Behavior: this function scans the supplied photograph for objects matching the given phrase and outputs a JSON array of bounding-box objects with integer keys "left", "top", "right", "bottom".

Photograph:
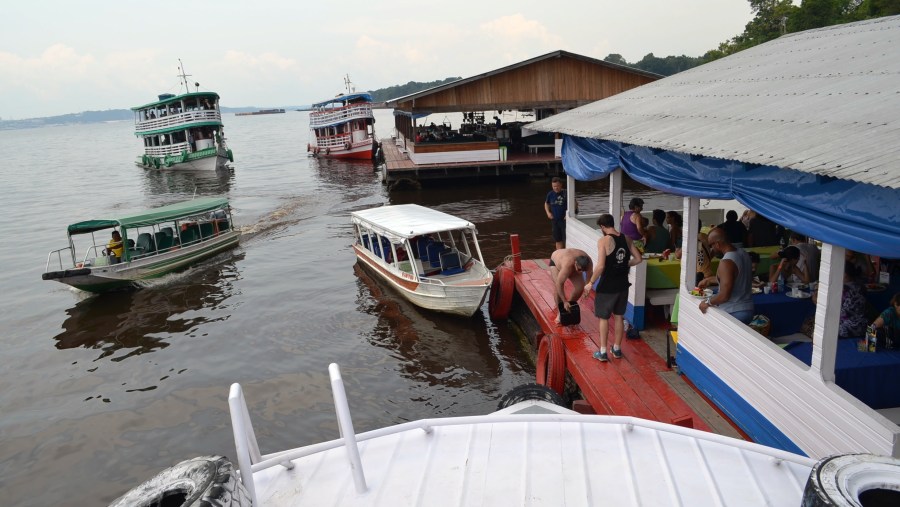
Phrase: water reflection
[
  {"left": 352, "top": 264, "right": 506, "bottom": 388},
  {"left": 53, "top": 253, "right": 243, "bottom": 361},
  {"left": 139, "top": 167, "right": 233, "bottom": 197},
  {"left": 311, "top": 157, "right": 379, "bottom": 190}
]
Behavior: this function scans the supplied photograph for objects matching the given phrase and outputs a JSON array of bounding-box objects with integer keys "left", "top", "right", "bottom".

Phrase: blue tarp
[{"left": 561, "top": 135, "right": 900, "bottom": 258}]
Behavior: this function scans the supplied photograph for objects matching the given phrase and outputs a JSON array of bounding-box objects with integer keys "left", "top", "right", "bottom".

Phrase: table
[
  {"left": 786, "top": 338, "right": 900, "bottom": 409},
  {"left": 644, "top": 246, "right": 781, "bottom": 290},
  {"left": 752, "top": 291, "right": 815, "bottom": 337}
]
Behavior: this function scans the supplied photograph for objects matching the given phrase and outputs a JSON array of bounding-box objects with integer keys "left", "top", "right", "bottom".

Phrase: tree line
[
  {"left": 605, "top": 0, "right": 900, "bottom": 75},
  {"left": 367, "top": 77, "right": 462, "bottom": 103}
]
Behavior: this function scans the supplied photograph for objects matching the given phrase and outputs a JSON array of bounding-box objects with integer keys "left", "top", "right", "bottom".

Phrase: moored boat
[
  {"left": 308, "top": 75, "right": 376, "bottom": 160},
  {"left": 132, "top": 60, "right": 233, "bottom": 171},
  {"left": 350, "top": 204, "right": 492, "bottom": 317},
  {"left": 114, "top": 363, "right": 900, "bottom": 506},
  {"left": 43, "top": 197, "right": 240, "bottom": 293}
]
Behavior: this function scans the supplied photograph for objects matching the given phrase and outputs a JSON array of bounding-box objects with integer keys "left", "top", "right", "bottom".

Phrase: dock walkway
[
  {"left": 514, "top": 258, "right": 742, "bottom": 436},
  {"left": 379, "top": 137, "right": 562, "bottom": 185}
]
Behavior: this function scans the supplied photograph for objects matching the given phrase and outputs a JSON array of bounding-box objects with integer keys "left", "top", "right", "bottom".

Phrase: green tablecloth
[{"left": 645, "top": 246, "right": 781, "bottom": 289}]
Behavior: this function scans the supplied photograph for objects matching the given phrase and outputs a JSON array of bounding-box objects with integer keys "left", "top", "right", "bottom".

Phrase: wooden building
[{"left": 380, "top": 50, "right": 660, "bottom": 186}]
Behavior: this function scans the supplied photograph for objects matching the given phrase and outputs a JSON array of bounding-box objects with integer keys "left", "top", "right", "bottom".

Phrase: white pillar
[
  {"left": 566, "top": 175, "right": 576, "bottom": 219},
  {"left": 609, "top": 169, "right": 623, "bottom": 229},
  {"left": 810, "top": 243, "right": 843, "bottom": 382},
  {"left": 681, "top": 197, "right": 700, "bottom": 288}
]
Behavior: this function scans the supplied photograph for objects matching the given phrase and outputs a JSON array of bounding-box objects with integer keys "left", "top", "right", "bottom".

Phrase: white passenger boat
[
  {"left": 350, "top": 204, "right": 492, "bottom": 317},
  {"left": 43, "top": 197, "right": 240, "bottom": 293},
  {"left": 308, "top": 75, "right": 377, "bottom": 160},
  {"left": 114, "top": 363, "right": 900, "bottom": 506},
  {"left": 132, "top": 60, "right": 233, "bottom": 171}
]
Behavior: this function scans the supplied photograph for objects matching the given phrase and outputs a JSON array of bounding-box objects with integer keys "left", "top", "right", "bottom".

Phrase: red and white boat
[{"left": 308, "top": 75, "right": 376, "bottom": 160}]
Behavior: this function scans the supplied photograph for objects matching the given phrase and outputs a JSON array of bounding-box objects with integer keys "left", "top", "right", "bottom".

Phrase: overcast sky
[{"left": 0, "top": 1, "right": 752, "bottom": 119}]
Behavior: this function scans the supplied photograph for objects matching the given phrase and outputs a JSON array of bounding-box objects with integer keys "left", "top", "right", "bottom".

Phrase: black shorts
[
  {"left": 594, "top": 289, "right": 628, "bottom": 319},
  {"left": 551, "top": 219, "right": 566, "bottom": 242}
]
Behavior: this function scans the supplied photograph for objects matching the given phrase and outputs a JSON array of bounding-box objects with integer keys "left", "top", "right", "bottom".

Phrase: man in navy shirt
[{"left": 544, "top": 177, "right": 577, "bottom": 250}]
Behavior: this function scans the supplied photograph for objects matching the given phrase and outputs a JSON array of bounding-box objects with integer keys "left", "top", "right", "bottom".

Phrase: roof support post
[
  {"left": 609, "top": 168, "right": 623, "bottom": 229},
  {"left": 810, "top": 243, "right": 842, "bottom": 382},
  {"left": 681, "top": 196, "right": 700, "bottom": 288}
]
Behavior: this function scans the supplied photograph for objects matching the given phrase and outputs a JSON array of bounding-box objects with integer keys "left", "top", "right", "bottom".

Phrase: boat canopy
[
  {"left": 312, "top": 92, "right": 373, "bottom": 109},
  {"left": 556, "top": 136, "right": 899, "bottom": 258},
  {"left": 131, "top": 92, "right": 221, "bottom": 111},
  {"left": 351, "top": 204, "right": 475, "bottom": 241},
  {"left": 67, "top": 197, "right": 230, "bottom": 234}
]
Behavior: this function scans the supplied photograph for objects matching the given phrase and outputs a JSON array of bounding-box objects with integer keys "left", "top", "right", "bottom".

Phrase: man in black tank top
[{"left": 585, "top": 214, "right": 643, "bottom": 362}]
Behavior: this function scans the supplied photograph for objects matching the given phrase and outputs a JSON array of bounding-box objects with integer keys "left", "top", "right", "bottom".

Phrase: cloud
[{"left": 479, "top": 14, "right": 564, "bottom": 49}]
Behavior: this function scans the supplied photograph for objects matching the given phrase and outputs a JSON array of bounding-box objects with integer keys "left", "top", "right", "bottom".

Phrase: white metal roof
[
  {"left": 529, "top": 15, "right": 900, "bottom": 189},
  {"left": 250, "top": 401, "right": 814, "bottom": 506},
  {"left": 350, "top": 204, "right": 475, "bottom": 239}
]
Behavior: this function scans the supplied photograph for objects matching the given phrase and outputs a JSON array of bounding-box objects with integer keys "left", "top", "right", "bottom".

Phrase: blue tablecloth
[
  {"left": 865, "top": 274, "right": 899, "bottom": 315},
  {"left": 752, "top": 291, "right": 815, "bottom": 337},
  {"left": 786, "top": 338, "right": 900, "bottom": 409}
]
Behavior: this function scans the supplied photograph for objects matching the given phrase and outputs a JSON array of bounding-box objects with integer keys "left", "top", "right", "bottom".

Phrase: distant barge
[{"left": 235, "top": 109, "right": 285, "bottom": 116}]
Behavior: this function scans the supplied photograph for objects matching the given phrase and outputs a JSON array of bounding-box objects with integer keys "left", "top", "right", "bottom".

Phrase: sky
[{"left": 0, "top": 1, "right": 753, "bottom": 119}]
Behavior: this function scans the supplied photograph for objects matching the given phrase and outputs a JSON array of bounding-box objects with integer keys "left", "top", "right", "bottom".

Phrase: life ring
[
  {"left": 109, "top": 455, "right": 250, "bottom": 507},
  {"left": 536, "top": 333, "right": 566, "bottom": 395},
  {"left": 497, "top": 383, "right": 566, "bottom": 410},
  {"left": 488, "top": 264, "right": 514, "bottom": 320},
  {"left": 344, "top": 142, "right": 351, "bottom": 150},
  {"left": 153, "top": 158, "right": 160, "bottom": 169},
  {"left": 802, "top": 453, "right": 900, "bottom": 506}
]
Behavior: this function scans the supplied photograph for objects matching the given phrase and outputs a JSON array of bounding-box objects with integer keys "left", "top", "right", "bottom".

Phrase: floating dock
[
  {"left": 500, "top": 247, "right": 744, "bottom": 438},
  {"left": 379, "top": 137, "right": 562, "bottom": 186}
]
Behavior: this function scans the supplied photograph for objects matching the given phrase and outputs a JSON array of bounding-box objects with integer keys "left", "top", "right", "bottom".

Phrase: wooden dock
[
  {"left": 512, "top": 258, "right": 743, "bottom": 435},
  {"left": 379, "top": 137, "right": 562, "bottom": 186}
]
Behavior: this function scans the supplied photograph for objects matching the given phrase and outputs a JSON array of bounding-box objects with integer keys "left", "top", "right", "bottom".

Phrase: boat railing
[
  {"left": 144, "top": 142, "right": 192, "bottom": 157},
  {"left": 309, "top": 104, "right": 373, "bottom": 127},
  {"left": 45, "top": 247, "right": 74, "bottom": 273},
  {"left": 315, "top": 133, "right": 355, "bottom": 149},
  {"left": 135, "top": 110, "right": 221, "bottom": 133}
]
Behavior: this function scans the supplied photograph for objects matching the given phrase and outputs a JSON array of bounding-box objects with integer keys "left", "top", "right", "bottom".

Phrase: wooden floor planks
[{"left": 514, "top": 259, "right": 711, "bottom": 431}]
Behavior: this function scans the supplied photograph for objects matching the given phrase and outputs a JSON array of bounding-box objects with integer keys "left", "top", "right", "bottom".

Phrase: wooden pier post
[{"left": 510, "top": 234, "right": 522, "bottom": 273}]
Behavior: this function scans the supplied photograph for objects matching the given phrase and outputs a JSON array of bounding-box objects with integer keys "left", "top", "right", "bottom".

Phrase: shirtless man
[{"left": 549, "top": 248, "right": 592, "bottom": 324}]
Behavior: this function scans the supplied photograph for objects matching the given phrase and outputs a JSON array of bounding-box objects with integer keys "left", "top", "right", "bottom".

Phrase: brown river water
[{"left": 0, "top": 110, "right": 676, "bottom": 505}]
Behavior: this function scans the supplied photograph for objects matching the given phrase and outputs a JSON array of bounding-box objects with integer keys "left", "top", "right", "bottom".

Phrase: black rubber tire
[
  {"left": 497, "top": 383, "right": 566, "bottom": 410},
  {"left": 109, "top": 455, "right": 251, "bottom": 507},
  {"left": 802, "top": 453, "right": 900, "bottom": 507}
]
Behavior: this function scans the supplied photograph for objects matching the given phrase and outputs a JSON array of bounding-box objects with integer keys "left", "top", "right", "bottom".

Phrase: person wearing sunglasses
[{"left": 699, "top": 227, "right": 754, "bottom": 324}]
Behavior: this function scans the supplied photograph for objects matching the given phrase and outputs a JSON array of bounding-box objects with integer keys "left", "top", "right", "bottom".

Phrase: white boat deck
[{"left": 231, "top": 367, "right": 815, "bottom": 507}]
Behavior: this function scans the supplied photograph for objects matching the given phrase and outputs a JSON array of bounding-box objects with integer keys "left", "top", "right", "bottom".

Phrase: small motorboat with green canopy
[{"left": 43, "top": 197, "right": 240, "bottom": 292}]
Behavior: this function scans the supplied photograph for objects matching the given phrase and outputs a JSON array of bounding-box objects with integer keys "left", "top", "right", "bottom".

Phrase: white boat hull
[
  {"left": 354, "top": 246, "right": 491, "bottom": 317},
  {"left": 135, "top": 151, "right": 228, "bottom": 171}
]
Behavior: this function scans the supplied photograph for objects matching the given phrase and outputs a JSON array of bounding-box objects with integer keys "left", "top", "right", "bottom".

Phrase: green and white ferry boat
[
  {"left": 43, "top": 197, "right": 240, "bottom": 293},
  {"left": 132, "top": 62, "right": 233, "bottom": 171}
]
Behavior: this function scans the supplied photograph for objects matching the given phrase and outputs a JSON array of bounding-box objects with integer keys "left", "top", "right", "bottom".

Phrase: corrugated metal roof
[
  {"left": 529, "top": 16, "right": 900, "bottom": 189},
  {"left": 385, "top": 50, "right": 662, "bottom": 106}
]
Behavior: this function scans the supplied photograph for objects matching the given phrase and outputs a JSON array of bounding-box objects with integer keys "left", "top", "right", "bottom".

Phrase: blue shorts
[{"left": 551, "top": 219, "right": 566, "bottom": 242}]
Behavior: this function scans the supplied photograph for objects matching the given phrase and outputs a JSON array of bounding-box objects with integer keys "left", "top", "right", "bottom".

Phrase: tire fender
[
  {"left": 802, "top": 453, "right": 900, "bottom": 506},
  {"left": 497, "top": 383, "right": 566, "bottom": 410},
  {"left": 536, "top": 333, "right": 566, "bottom": 395},
  {"left": 345, "top": 142, "right": 351, "bottom": 150},
  {"left": 109, "top": 455, "right": 251, "bottom": 507},
  {"left": 488, "top": 265, "right": 514, "bottom": 320},
  {"left": 325, "top": 147, "right": 331, "bottom": 155},
  {"left": 153, "top": 158, "right": 160, "bottom": 169}
]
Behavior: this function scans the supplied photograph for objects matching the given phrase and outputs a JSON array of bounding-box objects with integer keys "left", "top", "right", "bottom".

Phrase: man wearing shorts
[
  {"left": 585, "top": 214, "right": 643, "bottom": 361},
  {"left": 549, "top": 248, "right": 592, "bottom": 325},
  {"left": 544, "top": 177, "right": 577, "bottom": 250}
]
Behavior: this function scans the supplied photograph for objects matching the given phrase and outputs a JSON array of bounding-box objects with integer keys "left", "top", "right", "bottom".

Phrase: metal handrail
[
  {"left": 309, "top": 104, "right": 373, "bottom": 127},
  {"left": 45, "top": 248, "right": 73, "bottom": 272},
  {"left": 143, "top": 142, "right": 191, "bottom": 156},
  {"left": 135, "top": 110, "right": 221, "bottom": 133}
]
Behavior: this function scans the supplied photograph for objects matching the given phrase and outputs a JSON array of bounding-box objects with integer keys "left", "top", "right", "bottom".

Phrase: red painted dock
[{"left": 513, "top": 258, "right": 712, "bottom": 432}]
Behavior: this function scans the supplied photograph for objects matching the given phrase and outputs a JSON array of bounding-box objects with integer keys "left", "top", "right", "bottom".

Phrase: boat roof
[
  {"left": 350, "top": 204, "right": 475, "bottom": 239},
  {"left": 67, "top": 197, "right": 229, "bottom": 234},
  {"left": 250, "top": 400, "right": 815, "bottom": 506},
  {"left": 131, "top": 91, "right": 221, "bottom": 111},
  {"left": 312, "top": 92, "right": 373, "bottom": 108}
]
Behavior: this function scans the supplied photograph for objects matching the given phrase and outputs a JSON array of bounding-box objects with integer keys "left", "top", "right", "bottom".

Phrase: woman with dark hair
[
  {"left": 665, "top": 210, "right": 683, "bottom": 249},
  {"left": 643, "top": 209, "right": 670, "bottom": 253}
]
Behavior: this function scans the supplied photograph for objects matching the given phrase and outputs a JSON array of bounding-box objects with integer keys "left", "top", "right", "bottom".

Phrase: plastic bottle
[{"left": 778, "top": 275, "right": 785, "bottom": 294}]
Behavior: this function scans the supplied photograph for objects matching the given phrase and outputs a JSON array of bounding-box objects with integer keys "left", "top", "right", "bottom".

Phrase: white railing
[
  {"left": 309, "top": 104, "right": 373, "bottom": 127},
  {"left": 45, "top": 247, "right": 74, "bottom": 272},
  {"left": 144, "top": 142, "right": 191, "bottom": 156},
  {"left": 135, "top": 110, "right": 221, "bottom": 133},
  {"left": 314, "top": 133, "right": 357, "bottom": 149}
]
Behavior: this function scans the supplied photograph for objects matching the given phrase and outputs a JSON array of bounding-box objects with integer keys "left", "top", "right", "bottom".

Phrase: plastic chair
[{"left": 439, "top": 250, "right": 465, "bottom": 276}]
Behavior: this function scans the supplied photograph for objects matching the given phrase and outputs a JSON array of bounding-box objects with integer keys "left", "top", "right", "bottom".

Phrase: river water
[{"left": 0, "top": 110, "right": 678, "bottom": 505}]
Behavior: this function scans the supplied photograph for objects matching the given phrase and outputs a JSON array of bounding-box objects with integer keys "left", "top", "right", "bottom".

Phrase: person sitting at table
[
  {"left": 699, "top": 227, "right": 754, "bottom": 323},
  {"left": 748, "top": 251, "right": 764, "bottom": 287},
  {"left": 769, "top": 246, "right": 810, "bottom": 285},
  {"left": 846, "top": 249, "right": 874, "bottom": 284},
  {"left": 788, "top": 232, "right": 820, "bottom": 282},
  {"left": 644, "top": 209, "right": 670, "bottom": 253},
  {"left": 872, "top": 292, "right": 900, "bottom": 341},
  {"left": 810, "top": 263, "right": 868, "bottom": 338},
  {"left": 718, "top": 210, "right": 746, "bottom": 248},
  {"left": 665, "top": 210, "right": 683, "bottom": 249},
  {"left": 621, "top": 198, "right": 646, "bottom": 243},
  {"left": 676, "top": 220, "right": 714, "bottom": 286}
]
